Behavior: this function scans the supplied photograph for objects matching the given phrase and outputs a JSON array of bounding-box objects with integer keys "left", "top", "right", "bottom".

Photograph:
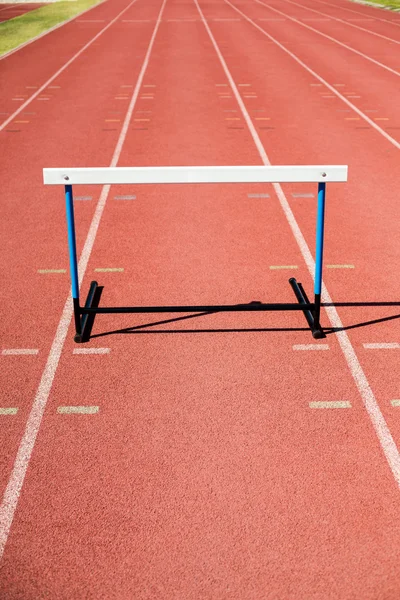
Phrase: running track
[
  {"left": 1, "top": 0, "right": 400, "bottom": 597},
  {"left": 0, "top": 3, "right": 45, "bottom": 22}
]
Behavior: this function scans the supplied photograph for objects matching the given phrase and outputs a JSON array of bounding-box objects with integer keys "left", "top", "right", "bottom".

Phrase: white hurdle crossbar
[{"left": 43, "top": 165, "right": 348, "bottom": 342}]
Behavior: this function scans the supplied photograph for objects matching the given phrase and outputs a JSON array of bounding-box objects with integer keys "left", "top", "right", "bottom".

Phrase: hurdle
[{"left": 43, "top": 165, "right": 348, "bottom": 342}]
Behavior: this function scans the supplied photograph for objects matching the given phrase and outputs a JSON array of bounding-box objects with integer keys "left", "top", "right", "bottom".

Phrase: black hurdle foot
[
  {"left": 288, "top": 278, "right": 325, "bottom": 339},
  {"left": 74, "top": 280, "right": 99, "bottom": 343}
]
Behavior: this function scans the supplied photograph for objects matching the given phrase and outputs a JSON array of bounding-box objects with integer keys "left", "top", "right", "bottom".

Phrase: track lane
[
  {"left": 212, "top": 1, "right": 400, "bottom": 446},
  {"left": 278, "top": 0, "right": 400, "bottom": 43},
  {"left": 0, "top": 3, "right": 44, "bottom": 23},
  {"left": 249, "top": 0, "right": 400, "bottom": 76},
  {"left": 226, "top": 0, "right": 400, "bottom": 136},
  {"left": 301, "top": 0, "right": 400, "bottom": 32},
  {"left": 0, "top": 0, "right": 163, "bottom": 499},
  {"left": 0, "top": 0, "right": 140, "bottom": 98}
]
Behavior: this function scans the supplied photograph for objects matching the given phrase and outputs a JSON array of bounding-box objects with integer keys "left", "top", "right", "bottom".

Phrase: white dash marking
[
  {"left": 94, "top": 267, "right": 124, "bottom": 272},
  {"left": 293, "top": 344, "right": 329, "bottom": 351},
  {"left": 391, "top": 400, "right": 400, "bottom": 407},
  {"left": 2, "top": 349, "right": 39, "bottom": 356},
  {"left": 248, "top": 193, "right": 270, "bottom": 198},
  {"left": 0, "top": 409, "right": 18, "bottom": 415},
  {"left": 292, "top": 193, "right": 314, "bottom": 198},
  {"left": 270, "top": 265, "right": 298, "bottom": 270},
  {"left": 57, "top": 406, "right": 99, "bottom": 414},
  {"left": 73, "top": 348, "right": 110, "bottom": 354},
  {"left": 310, "top": 401, "right": 351, "bottom": 409},
  {"left": 326, "top": 264, "right": 355, "bottom": 269},
  {"left": 363, "top": 343, "right": 400, "bottom": 350},
  {"left": 114, "top": 195, "right": 136, "bottom": 200},
  {"left": 75, "top": 196, "right": 92, "bottom": 201},
  {"left": 37, "top": 269, "right": 66, "bottom": 274}
]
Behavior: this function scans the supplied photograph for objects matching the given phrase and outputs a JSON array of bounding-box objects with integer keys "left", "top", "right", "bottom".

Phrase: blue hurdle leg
[
  {"left": 313, "top": 181, "right": 326, "bottom": 338},
  {"left": 64, "top": 184, "right": 82, "bottom": 340}
]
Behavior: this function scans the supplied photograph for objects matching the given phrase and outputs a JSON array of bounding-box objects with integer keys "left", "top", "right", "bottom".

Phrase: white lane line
[
  {"left": 293, "top": 344, "right": 330, "bottom": 350},
  {"left": 73, "top": 348, "right": 110, "bottom": 354},
  {"left": 226, "top": 0, "right": 400, "bottom": 151},
  {"left": 2, "top": 349, "right": 39, "bottom": 356},
  {"left": 0, "top": 0, "right": 167, "bottom": 560},
  {"left": 270, "top": 265, "right": 298, "bottom": 269},
  {"left": 292, "top": 193, "right": 314, "bottom": 198},
  {"left": 0, "top": 0, "right": 140, "bottom": 132},
  {"left": 281, "top": 0, "right": 400, "bottom": 44},
  {"left": 57, "top": 406, "right": 99, "bottom": 414},
  {"left": 247, "top": 193, "right": 270, "bottom": 197},
  {"left": 363, "top": 343, "right": 400, "bottom": 350},
  {"left": 326, "top": 264, "right": 355, "bottom": 268},
  {"left": 0, "top": 409, "right": 18, "bottom": 416},
  {"left": 310, "top": 401, "right": 352, "bottom": 409},
  {"left": 114, "top": 195, "right": 136, "bottom": 199},
  {"left": 75, "top": 196, "right": 92, "bottom": 201},
  {"left": 391, "top": 400, "right": 400, "bottom": 407},
  {"left": 0, "top": 0, "right": 107, "bottom": 61},
  {"left": 94, "top": 267, "right": 124, "bottom": 272},
  {"left": 200, "top": 0, "right": 400, "bottom": 489},
  {"left": 37, "top": 269, "right": 66, "bottom": 274},
  {"left": 252, "top": 0, "right": 400, "bottom": 79}
]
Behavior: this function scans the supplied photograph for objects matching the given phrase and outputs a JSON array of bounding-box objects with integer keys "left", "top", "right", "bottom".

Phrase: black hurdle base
[
  {"left": 73, "top": 280, "right": 99, "bottom": 343},
  {"left": 289, "top": 278, "right": 325, "bottom": 339},
  {"left": 72, "top": 278, "right": 325, "bottom": 342}
]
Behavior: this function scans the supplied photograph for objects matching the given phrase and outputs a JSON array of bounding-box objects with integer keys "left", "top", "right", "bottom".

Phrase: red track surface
[
  {"left": 0, "top": 2, "right": 45, "bottom": 22},
  {"left": 1, "top": 0, "right": 400, "bottom": 597}
]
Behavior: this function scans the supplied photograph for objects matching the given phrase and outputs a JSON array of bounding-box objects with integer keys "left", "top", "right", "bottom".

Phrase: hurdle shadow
[
  {"left": 88, "top": 299, "right": 400, "bottom": 340},
  {"left": 322, "top": 302, "right": 400, "bottom": 335}
]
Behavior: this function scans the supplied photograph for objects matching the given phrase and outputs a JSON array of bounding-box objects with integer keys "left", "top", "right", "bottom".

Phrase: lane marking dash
[
  {"left": 363, "top": 343, "right": 400, "bottom": 350},
  {"left": 270, "top": 265, "right": 298, "bottom": 269},
  {"left": 293, "top": 344, "right": 329, "bottom": 350},
  {"left": 73, "top": 348, "right": 110, "bottom": 354},
  {"left": 57, "top": 406, "right": 99, "bottom": 414},
  {"left": 0, "top": 409, "right": 18, "bottom": 415},
  {"left": 94, "top": 267, "right": 124, "bottom": 272},
  {"left": 247, "top": 193, "right": 270, "bottom": 198},
  {"left": 310, "top": 401, "right": 351, "bottom": 409},
  {"left": 2, "top": 349, "right": 39, "bottom": 356},
  {"left": 326, "top": 264, "right": 354, "bottom": 269}
]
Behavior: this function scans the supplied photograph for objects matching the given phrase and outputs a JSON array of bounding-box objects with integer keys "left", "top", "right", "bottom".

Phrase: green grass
[{"left": 0, "top": 0, "right": 104, "bottom": 56}]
